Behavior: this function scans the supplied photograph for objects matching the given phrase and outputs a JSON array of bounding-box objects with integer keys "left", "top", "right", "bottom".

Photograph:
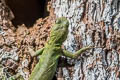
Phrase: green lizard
[{"left": 29, "top": 17, "right": 95, "bottom": 80}]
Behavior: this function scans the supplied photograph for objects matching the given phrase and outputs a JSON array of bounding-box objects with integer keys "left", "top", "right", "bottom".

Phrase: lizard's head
[{"left": 49, "top": 17, "right": 69, "bottom": 45}]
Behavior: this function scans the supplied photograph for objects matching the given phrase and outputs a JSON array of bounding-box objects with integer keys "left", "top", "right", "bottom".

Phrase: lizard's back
[
  {"left": 29, "top": 17, "right": 69, "bottom": 80},
  {"left": 29, "top": 45, "right": 61, "bottom": 80}
]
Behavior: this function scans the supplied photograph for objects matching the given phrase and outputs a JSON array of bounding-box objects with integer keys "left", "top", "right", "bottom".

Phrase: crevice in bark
[
  {"left": 81, "top": 58, "right": 85, "bottom": 80},
  {"left": 104, "top": 49, "right": 109, "bottom": 67},
  {"left": 5, "top": 0, "right": 49, "bottom": 27}
]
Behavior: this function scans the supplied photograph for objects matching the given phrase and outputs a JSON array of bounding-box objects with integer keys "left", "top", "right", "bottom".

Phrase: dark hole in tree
[
  {"left": 5, "top": 0, "right": 48, "bottom": 27},
  {"left": 53, "top": 75, "right": 57, "bottom": 80}
]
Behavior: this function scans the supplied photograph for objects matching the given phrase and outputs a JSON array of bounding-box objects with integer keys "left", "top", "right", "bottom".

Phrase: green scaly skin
[{"left": 29, "top": 17, "right": 94, "bottom": 80}]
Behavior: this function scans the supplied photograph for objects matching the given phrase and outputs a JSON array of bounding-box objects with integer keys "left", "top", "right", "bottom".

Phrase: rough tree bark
[
  {"left": 0, "top": 0, "right": 120, "bottom": 80},
  {"left": 52, "top": 0, "right": 120, "bottom": 80},
  {"left": 0, "top": 0, "right": 53, "bottom": 80}
]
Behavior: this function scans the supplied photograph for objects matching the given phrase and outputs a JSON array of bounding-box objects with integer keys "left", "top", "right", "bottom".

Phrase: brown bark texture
[
  {"left": 0, "top": 0, "right": 54, "bottom": 80},
  {"left": 52, "top": 0, "right": 120, "bottom": 80},
  {"left": 0, "top": 0, "right": 120, "bottom": 80}
]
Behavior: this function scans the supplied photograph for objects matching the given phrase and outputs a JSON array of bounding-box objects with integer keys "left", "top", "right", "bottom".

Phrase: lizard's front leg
[
  {"left": 28, "top": 47, "right": 45, "bottom": 57},
  {"left": 62, "top": 46, "right": 96, "bottom": 59}
]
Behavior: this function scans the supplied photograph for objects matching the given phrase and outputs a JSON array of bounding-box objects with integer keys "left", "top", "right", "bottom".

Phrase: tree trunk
[
  {"left": 52, "top": 0, "right": 120, "bottom": 80},
  {"left": 0, "top": 0, "right": 120, "bottom": 80}
]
